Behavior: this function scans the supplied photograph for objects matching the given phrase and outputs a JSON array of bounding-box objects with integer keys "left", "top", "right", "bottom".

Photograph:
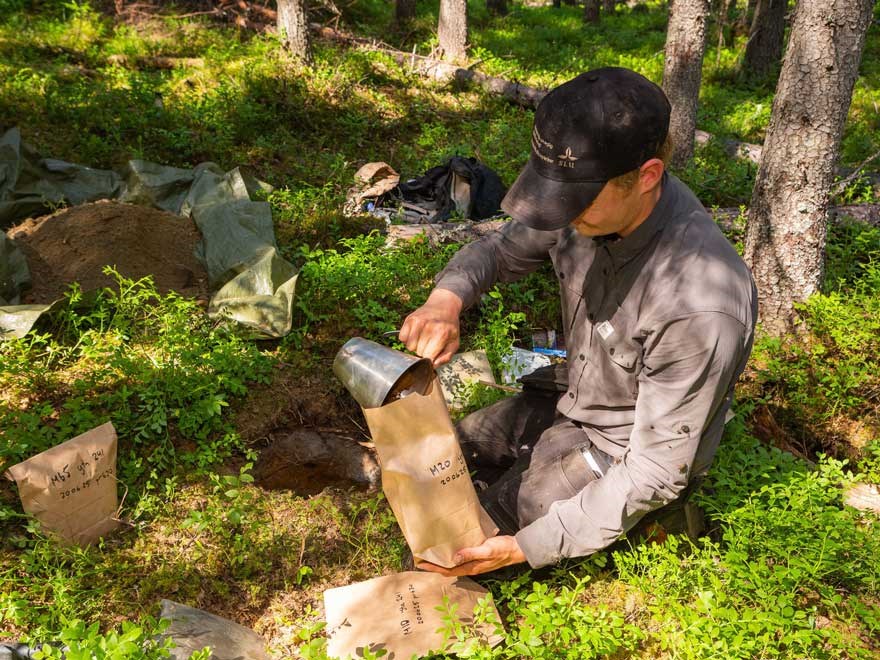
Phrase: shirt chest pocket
[{"left": 593, "top": 324, "right": 642, "bottom": 400}]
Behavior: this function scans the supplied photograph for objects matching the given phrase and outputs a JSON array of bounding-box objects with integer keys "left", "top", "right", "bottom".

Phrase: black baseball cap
[{"left": 501, "top": 67, "right": 671, "bottom": 231}]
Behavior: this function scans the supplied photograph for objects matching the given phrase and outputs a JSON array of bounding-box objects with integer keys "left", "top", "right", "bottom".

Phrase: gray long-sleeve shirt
[{"left": 435, "top": 174, "right": 758, "bottom": 568}]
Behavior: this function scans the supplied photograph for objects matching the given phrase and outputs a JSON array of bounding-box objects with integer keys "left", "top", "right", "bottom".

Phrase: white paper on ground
[
  {"left": 436, "top": 350, "right": 496, "bottom": 410},
  {"left": 500, "top": 347, "right": 552, "bottom": 385}
]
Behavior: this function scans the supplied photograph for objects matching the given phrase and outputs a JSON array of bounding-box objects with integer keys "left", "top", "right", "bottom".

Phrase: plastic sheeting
[{"left": 0, "top": 128, "right": 297, "bottom": 339}]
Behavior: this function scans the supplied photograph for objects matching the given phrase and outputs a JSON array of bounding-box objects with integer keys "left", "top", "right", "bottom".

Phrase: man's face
[
  {"left": 570, "top": 178, "right": 642, "bottom": 238},
  {"left": 569, "top": 158, "right": 665, "bottom": 238}
]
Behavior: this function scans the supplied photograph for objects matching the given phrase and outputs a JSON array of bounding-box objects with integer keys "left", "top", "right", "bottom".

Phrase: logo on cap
[{"left": 557, "top": 147, "right": 578, "bottom": 168}]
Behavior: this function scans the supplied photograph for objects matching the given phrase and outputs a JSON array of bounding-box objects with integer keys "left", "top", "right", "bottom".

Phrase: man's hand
[
  {"left": 399, "top": 289, "right": 463, "bottom": 366},
  {"left": 416, "top": 535, "right": 527, "bottom": 576}
]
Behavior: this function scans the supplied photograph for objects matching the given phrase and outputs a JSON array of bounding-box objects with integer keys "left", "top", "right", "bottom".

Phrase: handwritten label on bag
[
  {"left": 324, "top": 572, "right": 503, "bottom": 660},
  {"left": 5, "top": 422, "right": 119, "bottom": 546},
  {"left": 428, "top": 452, "right": 469, "bottom": 486},
  {"left": 394, "top": 582, "right": 426, "bottom": 636}
]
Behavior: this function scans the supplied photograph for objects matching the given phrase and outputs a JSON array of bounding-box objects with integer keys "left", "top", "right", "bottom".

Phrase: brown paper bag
[
  {"left": 4, "top": 421, "right": 119, "bottom": 545},
  {"left": 362, "top": 378, "right": 497, "bottom": 568},
  {"left": 324, "top": 571, "right": 503, "bottom": 660}
]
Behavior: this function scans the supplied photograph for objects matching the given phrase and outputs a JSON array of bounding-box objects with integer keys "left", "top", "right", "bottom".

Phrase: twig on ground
[{"left": 831, "top": 147, "right": 880, "bottom": 196}]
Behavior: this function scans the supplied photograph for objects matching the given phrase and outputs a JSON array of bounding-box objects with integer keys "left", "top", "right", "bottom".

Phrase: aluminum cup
[{"left": 333, "top": 337, "right": 434, "bottom": 409}]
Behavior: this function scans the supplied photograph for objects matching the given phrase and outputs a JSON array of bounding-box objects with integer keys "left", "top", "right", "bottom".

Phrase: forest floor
[{"left": 1, "top": 1, "right": 879, "bottom": 658}]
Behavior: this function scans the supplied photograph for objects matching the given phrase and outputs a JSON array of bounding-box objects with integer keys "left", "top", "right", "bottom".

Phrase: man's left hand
[{"left": 416, "top": 535, "right": 527, "bottom": 576}]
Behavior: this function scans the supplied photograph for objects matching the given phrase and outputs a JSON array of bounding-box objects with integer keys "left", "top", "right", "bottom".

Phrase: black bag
[{"left": 390, "top": 156, "right": 507, "bottom": 223}]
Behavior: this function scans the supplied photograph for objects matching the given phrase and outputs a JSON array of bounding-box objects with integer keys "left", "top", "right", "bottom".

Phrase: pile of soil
[{"left": 8, "top": 201, "right": 209, "bottom": 304}]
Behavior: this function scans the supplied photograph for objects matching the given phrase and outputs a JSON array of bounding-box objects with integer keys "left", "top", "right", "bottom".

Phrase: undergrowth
[
  {"left": 0, "top": 0, "right": 878, "bottom": 657},
  {"left": 749, "top": 220, "right": 880, "bottom": 459}
]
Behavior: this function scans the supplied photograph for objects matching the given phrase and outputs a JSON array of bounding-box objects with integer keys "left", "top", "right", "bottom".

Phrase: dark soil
[{"left": 8, "top": 201, "right": 209, "bottom": 303}]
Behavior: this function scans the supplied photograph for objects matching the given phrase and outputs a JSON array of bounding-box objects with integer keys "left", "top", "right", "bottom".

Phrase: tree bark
[
  {"left": 584, "top": 0, "right": 600, "bottom": 24},
  {"left": 743, "top": 0, "right": 874, "bottom": 335},
  {"left": 603, "top": 0, "right": 616, "bottom": 13},
  {"left": 438, "top": 0, "right": 468, "bottom": 63},
  {"left": 662, "top": 0, "right": 710, "bottom": 168},
  {"left": 395, "top": 0, "right": 417, "bottom": 23},
  {"left": 742, "top": 0, "right": 787, "bottom": 78},
  {"left": 487, "top": 0, "right": 509, "bottom": 15},
  {"left": 733, "top": 0, "right": 758, "bottom": 38},
  {"left": 277, "top": 0, "right": 312, "bottom": 65}
]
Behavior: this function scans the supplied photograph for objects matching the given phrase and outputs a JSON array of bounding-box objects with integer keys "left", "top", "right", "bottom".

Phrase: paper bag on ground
[
  {"left": 4, "top": 421, "right": 119, "bottom": 545},
  {"left": 324, "top": 571, "right": 503, "bottom": 660},
  {"left": 362, "top": 378, "right": 497, "bottom": 568}
]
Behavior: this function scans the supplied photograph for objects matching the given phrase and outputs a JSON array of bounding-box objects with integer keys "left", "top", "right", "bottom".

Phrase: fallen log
[
  {"left": 694, "top": 129, "right": 763, "bottom": 164},
  {"left": 312, "top": 24, "right": 548, "bottom": 108},
  {"left": 106, "top": 54, "right": 205, "bottom": 69},
  {"left": 314, "top": 25, "right": 880, "bottom": 185},
  {"left": 312, "top": 25, "right": 769, "bottom": 154},
  {"left": 384, "top": 203, "right": 880, "bottom": 245}
]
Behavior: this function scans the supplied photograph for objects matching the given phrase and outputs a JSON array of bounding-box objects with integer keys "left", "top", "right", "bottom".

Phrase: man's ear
[{"left": 638, "top": 158, "right": 665, "bottom": 192}]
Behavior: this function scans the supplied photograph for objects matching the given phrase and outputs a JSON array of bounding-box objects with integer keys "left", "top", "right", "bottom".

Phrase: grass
[{"left": 1, "top": 0, "right": 879, "bottom": 657}]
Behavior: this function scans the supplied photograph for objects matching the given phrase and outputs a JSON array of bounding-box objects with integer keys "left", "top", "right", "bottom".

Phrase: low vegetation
[{"left": 1, "top": 0, "right": 878, "bottom": 657}]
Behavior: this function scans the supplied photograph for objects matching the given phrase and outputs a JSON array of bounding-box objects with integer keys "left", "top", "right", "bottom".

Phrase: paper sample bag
[
  {"left": 4, "top": 421, "right": 119, "bottom": 545},
  {"left": 362, "top": 378, "right": 497, "bottom": 568},
  {"left": 324, "top": 571, "right": 503, "bottom": 660}
]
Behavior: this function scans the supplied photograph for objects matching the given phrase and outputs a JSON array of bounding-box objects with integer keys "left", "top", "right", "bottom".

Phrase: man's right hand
[{"left": 399, "top": 288, "right": 463, "bottom": 366}]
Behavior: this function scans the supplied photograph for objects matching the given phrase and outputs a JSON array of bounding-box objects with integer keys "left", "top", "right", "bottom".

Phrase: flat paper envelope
[
  {"left": 5, "top": 421, "right": 119, "bottom": 545},
  {"left": 324, "top": 571, "right": 503, "bottom": 659}
]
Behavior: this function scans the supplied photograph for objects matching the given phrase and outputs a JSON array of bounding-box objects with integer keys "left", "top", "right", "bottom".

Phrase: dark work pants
[
  {"left": 455, "top": 385, "right": 610, "bottom": 535},
  {"left": 455, "top": 366, "right": 703, "bottom": 541}
]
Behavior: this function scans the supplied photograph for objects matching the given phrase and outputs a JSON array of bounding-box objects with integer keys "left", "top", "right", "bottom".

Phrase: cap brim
[{"left": 501, "top": 159, "right": 606, "bottom": 231}]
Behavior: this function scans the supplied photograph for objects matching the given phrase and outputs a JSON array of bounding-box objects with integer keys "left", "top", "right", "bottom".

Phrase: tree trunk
[
  {"left": 742, "top": 0, "right": 787, "bottom": 78},
  {"left": 438, "top": 0, "right": 468, "bottom": 63},
  {"left": 277, "top": 0, "right": 312, "bottom": 65},
  {"left": 743, "top": 0, "right": 874, "bottom": 335},
  {"left": 395, "top": 0, "right": 417, "bottom": 23},
  {"left": 487, "top": 0, "right": 509, "bottom": 15},
  {"left": 603, "top": 0, "right": 616, "bottom": 12},
  {"left": 584, "top": 0, "right": 600, "bottom": 24},
  {"left": 662, "top": 0, "right": 709, "bottom": 168},
  {"left": 733, "top": 0, "right": 757, "bottom": 38}
]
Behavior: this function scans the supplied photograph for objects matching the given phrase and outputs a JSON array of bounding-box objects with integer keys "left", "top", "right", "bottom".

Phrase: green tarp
[{"left": 0, "top": 128, "right": 298, "bottom": 340}]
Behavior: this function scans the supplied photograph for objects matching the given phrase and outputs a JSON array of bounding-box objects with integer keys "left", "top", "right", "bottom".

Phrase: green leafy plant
[
  {"left": 29, "top": 618, "right": 174, "bottom": 660},
  {"left": 474, "top": 288, "right": 527, "bottom": 380}
]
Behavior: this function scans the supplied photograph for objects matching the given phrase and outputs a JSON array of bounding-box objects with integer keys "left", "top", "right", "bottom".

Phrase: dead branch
[{"left": 832, "top": 147, "right": 880, "bottom": 196}]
